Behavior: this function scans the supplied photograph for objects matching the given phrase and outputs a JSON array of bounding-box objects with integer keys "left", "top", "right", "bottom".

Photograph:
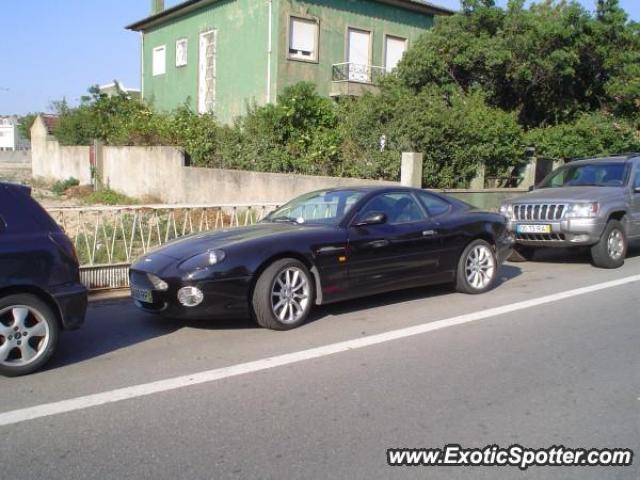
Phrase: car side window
[
  {"left": 358, "top": 193, "right": 426, "bottom": 225},
  {"left": 416, "top": 191, "right": 451, "bottom": 216},
  {"left": 634, "top": 169, "right": 640, "bottom": 190}
]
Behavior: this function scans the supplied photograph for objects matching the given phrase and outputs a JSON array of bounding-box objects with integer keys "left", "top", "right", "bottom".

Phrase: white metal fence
[{"left": 47, "top": 203, "right": 280, "bottom": 290}]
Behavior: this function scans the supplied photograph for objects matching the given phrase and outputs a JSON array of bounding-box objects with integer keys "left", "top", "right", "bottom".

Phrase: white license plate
[
  {"left": 131, "top": 285, "right": 153, "bottom": 303},
  {"left": 517, "top": 224, "right": 552, "bottom": 234}
]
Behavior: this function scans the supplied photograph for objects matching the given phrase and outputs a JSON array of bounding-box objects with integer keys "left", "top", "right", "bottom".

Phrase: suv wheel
[
  {"left": 0, "top": 294, "right": 60, "bottom": 377},
  {"left": 591, "top": 219, "right": 627, "bottom": 269}
]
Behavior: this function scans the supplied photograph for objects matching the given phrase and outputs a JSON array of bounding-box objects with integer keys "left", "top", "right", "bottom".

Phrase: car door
[{"left": 346, "top": 192, "right": 439, "bottom": 295}]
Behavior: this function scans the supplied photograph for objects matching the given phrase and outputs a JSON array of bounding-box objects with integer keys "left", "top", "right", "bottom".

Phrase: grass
[{"left": 82, "top": 189, "right": 138, "bottom": 206}]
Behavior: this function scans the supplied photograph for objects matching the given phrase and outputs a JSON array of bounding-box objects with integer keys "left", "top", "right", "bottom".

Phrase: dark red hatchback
[{"left": 0, "top": 182, "right": 87, "bottom": 376}]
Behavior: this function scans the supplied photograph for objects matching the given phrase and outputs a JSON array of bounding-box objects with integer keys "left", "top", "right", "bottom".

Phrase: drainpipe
[
  {"left": 266, "top": 0, "right": 273, "bottom": 103},
  {"left": 140, "top": 32, "right": 145, "bottom": 99}
]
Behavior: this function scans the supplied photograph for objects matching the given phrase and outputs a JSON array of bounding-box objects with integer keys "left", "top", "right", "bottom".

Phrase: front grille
[
  {"left": 516, "top": 233, "right": 566, "bottom": 242},
  {"left": 513, "top": 204, "right": 567, "bottom": 221}
]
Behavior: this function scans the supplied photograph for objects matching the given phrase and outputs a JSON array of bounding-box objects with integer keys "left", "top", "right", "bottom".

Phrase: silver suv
[{"left": 500, "top": 154, "right": 640, "bottom": 268}]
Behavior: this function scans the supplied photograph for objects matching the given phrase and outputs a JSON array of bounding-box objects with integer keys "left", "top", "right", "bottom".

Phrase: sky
[{"left": 1, "top": 0, "right": 638, "bottom": 116}]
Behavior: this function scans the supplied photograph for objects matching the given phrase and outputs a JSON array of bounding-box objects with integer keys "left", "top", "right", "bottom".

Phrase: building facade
[
  {"left": 127, "top": 0, "right": 451, "bottom": 123},
  {"left": 0, "top": 116, "right": 30, "bottom": 151}
]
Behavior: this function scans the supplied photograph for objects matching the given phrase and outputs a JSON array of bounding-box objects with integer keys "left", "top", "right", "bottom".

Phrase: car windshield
[
  {"left": 538, "top": 163, "right": 628, "bottom": 188},
  {"left": 265, "top": 190, "right": 365, "bottom": 225}
]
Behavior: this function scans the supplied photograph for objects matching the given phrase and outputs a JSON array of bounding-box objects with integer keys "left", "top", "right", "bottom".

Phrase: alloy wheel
[
  {"left": 0, "top": 305, "right": 51, "bottom": 368},
  {"left": 464, "top": 244, "right": 496, "bottom": 290},
  {"left": 270, "top": 267, "right": 311, "bottom": 325},
  {"left": 607, "top": 229, "right": 624, "bottom": 260}
]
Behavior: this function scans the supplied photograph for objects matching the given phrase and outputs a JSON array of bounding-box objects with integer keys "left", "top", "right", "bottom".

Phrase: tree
[{"left": 17, "top": 113, "right": 37, "bottom": 141}]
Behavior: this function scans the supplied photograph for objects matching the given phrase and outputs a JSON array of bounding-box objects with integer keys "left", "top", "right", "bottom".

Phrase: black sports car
[{"left": 130, "top": 187, "right": 513, "bottom": 330}]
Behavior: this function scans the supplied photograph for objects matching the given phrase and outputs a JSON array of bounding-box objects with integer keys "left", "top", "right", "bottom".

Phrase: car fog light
[{"left": 177, "top": 286, "right": 204, "bottom": 307}]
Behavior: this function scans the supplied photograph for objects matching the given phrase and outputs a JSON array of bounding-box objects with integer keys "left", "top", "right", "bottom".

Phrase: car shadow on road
[
  {"left": 306, "top": 263, "right": 523, "bottom": 326},
  {"left": 516, "top": 242, "right": 640, "bottom": 266},
  {"left": 45, "top": 299, "right": 184, "bottom": 371}
]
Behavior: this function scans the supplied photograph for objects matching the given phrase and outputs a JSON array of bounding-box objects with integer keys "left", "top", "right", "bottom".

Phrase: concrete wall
[
  {"left": 443, "top": 189, "right": 527, "bottom": 211},
  {"left": 0, "top": 150, "right": 31, "bottom": 163},
  {"left": 31, "top": 117, "right": 92, "bottom": 184},
  {"left": 102, "top": 146, "right": 393, "bottom": 203}
]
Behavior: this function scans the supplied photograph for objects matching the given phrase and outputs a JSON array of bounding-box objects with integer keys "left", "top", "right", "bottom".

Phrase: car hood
[
  {"left": 508, "top": 187, "right": 623, "bottom": 204},
  {"left": 141, "top": 222, "right": 331, "bottom": 261}
]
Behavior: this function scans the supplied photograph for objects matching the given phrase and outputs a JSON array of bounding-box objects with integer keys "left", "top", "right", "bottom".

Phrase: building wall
[
  {"left": 275, "top": 0, "right": 433, "bottom": 97},
  {"left": 142, "top": 0, "right": 273, "bottom": 123},
  {"left": 139, "top": 0, "right": 434, "bottom": 122}
]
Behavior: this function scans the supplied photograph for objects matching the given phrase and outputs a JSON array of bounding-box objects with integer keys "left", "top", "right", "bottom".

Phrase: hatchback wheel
[
  {"left": 591, "top": 219, "right": 627, "bottom": 269},
  {"left": 0, "top": 294, "right": 60, "bottom": 377},
  {"left": 252, "top": 259, "right": 315, "bottom": 330},
  {"left": 456, "top": 239, "right": 498, "bottom": 294}
]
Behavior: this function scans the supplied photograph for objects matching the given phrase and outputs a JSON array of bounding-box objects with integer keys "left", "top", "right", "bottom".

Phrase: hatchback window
[
  {"left": 358, "top": 193, "right": 426, "bottom": 225},
  {"left": 0, "top": 186, "right": 59, "bottom": 234}
]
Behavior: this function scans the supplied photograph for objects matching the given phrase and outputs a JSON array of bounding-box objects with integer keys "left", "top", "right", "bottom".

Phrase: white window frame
[
  {"left": 175, "top": 38, "right": 188, "bottom": 67},
  {"left": 288, "top": 16, "right": 319, "bottom": 62},
  {"left": 152, "top": 45, "right": 166, "bottom": 76},
  {"left": 384, "top": 35, "right": 408, "bottom": 73}
]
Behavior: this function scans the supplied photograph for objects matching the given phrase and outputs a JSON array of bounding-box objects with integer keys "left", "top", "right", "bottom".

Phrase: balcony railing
[{"left": 332, "top": 62, "right": 385, "bottom": 85}]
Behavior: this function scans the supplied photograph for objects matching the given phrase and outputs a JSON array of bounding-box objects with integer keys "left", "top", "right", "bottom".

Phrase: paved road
[{"left": 1, "top": 248, "right": 639, "bottom": 479}]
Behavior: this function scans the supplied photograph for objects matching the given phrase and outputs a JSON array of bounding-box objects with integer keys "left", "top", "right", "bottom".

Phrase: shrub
[{"left": 51, "top": 177, "right": 80, "bottom": 195}]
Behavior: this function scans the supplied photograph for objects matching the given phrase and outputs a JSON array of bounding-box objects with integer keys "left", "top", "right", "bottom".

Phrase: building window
[
  {"left": 152, "top": 46, "right": 166, "bottom": 76},
  {"left": 384, "top": 35, "right": 407, "bottom": 72},
  {"left": 289, "top": 16, "right": 319, "bottom": 61},
  {"left": 176, "top": 39, "right": 188, "bottom": 67}
]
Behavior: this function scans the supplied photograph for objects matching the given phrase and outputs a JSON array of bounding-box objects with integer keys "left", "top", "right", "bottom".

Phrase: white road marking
[{"left": 1, "top": 274, "right": 639, "bottom": 427}]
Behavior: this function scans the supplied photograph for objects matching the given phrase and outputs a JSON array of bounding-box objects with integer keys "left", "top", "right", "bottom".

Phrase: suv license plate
[
  {"left": 517, "top": 224, "right": 551, "bottom": 234},
  {"left": 131, "top": 285, "right": 153, "bottom": 303}
]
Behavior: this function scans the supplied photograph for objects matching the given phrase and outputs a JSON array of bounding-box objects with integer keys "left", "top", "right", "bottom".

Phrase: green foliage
[
  {"left": 82, "top": 189, "right": 137, "bottom": 206},
  {"left": 397, "top": 0, "right": 640, "bottom": 127},
  {"left": 51, "top": 177, "right": 79, "bottom": 195},
  {"left": 18, "top": 114, "right": 38, "bottom": 141},
  {"left": 525, "top": 112, "right": 640, "bottom": 160}
]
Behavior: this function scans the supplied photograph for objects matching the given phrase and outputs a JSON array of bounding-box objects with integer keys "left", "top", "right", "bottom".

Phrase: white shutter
[
  {"left": 289, "top": 17, "right": 317, "bottom": 59},
  {"left": 152, "top": 46, "right": 166, "bottom": 76},
  {"left": 176, "top": 39, "right": 188, "bottom": 67},
  {"left": 348, "top": 29, "right": 371, "bottom": 82},
  {"left": 385, "top": 36, "right": 407, "bottom": 72}
]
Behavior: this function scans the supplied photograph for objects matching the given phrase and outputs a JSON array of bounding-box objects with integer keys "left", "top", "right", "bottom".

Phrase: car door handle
[
  {"left": 369, "top": 240, "right": 390, "bottom": 248},
  {"left": 422, "top": 230, "right": 437, "bottom": 237}
]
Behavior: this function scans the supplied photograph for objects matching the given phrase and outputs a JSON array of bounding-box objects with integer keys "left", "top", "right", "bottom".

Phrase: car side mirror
[
  {"left": 634, "top": 186, "right": 640, "bottom": 194},
  {"left": 354, "top": 211, "right": 387, "bottom": 227},
  {"left": 528, "top": 186, "right": 535, "bottom": 192}
]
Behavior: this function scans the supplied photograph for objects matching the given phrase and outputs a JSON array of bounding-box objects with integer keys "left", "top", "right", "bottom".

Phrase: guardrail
[{"left": 48, "top": 203, "right": 280, "bottom": 290}]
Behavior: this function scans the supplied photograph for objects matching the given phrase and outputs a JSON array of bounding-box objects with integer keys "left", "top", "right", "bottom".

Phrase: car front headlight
[
  {"left": 147, "top": 273, "right": 169, "bottom": 291},
  {"left": 499, "top": 203, "right": 514, "bottom": 219},
  {"left": 565, "top": 202, "right": 599, "bottom": 218},
  {"left": 179, "top": 249, "right": 226, "bottom": 271}
]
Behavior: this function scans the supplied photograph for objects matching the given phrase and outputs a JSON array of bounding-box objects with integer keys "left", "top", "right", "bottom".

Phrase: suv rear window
[
  {"left": 0, "top": 185, "right": 60, "bottom": 234},
  {"left": 539, "top": 163, "right": 629, "bottom": 188}
]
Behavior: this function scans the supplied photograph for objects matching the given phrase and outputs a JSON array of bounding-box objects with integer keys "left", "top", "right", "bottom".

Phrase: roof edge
[{"left": 126, "top": 0, "right": 455, "bottom": 32}]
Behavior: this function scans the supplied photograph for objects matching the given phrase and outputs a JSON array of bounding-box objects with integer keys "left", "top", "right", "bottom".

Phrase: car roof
[
  {"left": 569, "top": 153, "right": 640, "bottom": 165},
  {"left": 0, "top": 182, "right": 31, "bottom": 196}
]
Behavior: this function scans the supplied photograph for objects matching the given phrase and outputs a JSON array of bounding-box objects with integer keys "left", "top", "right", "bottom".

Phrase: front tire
[
  {"left": 591, "top": 220, "right": 627, "bottom": 269},
  {"left": 456, "top": 239, "right": 498, "bottom": 294},
  {"left": 252, "top": 259, "right": 315, "bottom": 330},
  {"left": 0, "top": 294, "right": 60, "bottom": 377}
]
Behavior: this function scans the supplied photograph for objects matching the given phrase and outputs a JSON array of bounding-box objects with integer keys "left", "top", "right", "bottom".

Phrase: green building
[{"left": 127, "top": 0, "right": 452, "bottom": 123}]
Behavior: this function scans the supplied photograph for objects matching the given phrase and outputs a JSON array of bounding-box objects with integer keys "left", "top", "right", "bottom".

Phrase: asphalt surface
[{"left": 1, "top": 247, "right": 639, "bottom": 479}]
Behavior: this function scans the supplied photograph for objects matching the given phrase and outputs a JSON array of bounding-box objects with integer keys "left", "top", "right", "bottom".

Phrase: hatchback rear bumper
[{"left": 52, "top": 283, "right": 88, "bottom": 330}]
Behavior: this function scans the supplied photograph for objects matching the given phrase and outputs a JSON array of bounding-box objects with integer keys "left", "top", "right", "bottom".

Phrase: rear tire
[
  {"left": 591, "top": 220, "right": 627, "bottom": 269},
  {"left": 252, "top": 259, "right": 315, "bottom": 330},
  {"left": 0, "top": 294, "right": 60, "bottom": 377},
  {"left": 508, "top": 245, "right": 536, "bottom": 262},
  {"left": 456, "top": 239, "right": 498, "bottom": 295}
]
